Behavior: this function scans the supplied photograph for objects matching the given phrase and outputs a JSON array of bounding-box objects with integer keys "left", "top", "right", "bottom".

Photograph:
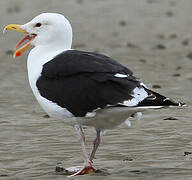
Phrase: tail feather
[{"left": 138, "top": 88, "right": 185, "bottom": 107}]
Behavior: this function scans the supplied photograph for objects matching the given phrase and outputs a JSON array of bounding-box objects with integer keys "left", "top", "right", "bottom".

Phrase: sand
[{"left": 0, "top": 0, "right": 192, "bottom": 179}]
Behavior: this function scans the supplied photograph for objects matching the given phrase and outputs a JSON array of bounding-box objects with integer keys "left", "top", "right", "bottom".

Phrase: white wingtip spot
[
  {"left": 85, "top": 112, "right": 96, "bottom": 118},
  {"left": 122, "top": 87, "right": 148, "bottom": 106},
  {"left": 140, "top": 82, "right": 148, "bottom": 88},
  {"left": 114, "top": 73, "right": 128, "bottom": 78}
]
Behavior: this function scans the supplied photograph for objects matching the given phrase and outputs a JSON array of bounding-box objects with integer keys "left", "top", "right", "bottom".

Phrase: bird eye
[{"left": 35, "top": 23, "right": 42, "bottom": 27}]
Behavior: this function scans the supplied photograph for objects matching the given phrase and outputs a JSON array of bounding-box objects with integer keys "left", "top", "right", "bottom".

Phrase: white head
[
  {"left": 5, "top": 13, "right": 73, "bottom": 57},
  {"left": 23, "top": 13, "right": 72, "bottom": 47}
]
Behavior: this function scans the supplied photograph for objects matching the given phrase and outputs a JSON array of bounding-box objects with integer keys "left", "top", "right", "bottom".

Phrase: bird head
[{"left": 4, "top": 13, "right": 73, "bottom": 58}]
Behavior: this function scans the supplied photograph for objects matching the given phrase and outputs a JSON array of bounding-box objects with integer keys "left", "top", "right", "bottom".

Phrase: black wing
[
  {"left": 37, "top": 50, "right": 183, "bottom": 117},
  {"left": 40, "top": 50, "right": 133, "bottom": 77},
  {"left": 36, "top": 50, "right": 142, "bottom": 117},
  {"left": 138, "top": 88, "right": 183, "bottom": 107}
]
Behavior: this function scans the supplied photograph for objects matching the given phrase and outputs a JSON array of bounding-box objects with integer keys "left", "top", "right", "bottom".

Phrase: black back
[{"left": 36, "top": 50, "right": 141, "bottom": 116}]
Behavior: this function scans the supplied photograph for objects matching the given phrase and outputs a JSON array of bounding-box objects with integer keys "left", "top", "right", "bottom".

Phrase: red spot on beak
[{"left": 16, "top": 51, "right": 21, "bottom": 57}]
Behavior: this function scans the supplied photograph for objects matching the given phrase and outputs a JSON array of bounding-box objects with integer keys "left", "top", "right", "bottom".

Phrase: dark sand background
[{"left": 0, "top": 0, "right": 192, "bottom": 179}]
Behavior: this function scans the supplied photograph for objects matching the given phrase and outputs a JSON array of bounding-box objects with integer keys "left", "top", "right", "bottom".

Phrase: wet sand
[{"left": 0, "top": 0, "right": 192, "bottom": 179}]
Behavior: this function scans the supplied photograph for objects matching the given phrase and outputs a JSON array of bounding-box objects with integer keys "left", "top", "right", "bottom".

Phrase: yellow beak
[
  {"left": 4, "top": 24, "right": 27, "bottom": 33},
  {"left": 4, "top": 24, "right": 32, "bottom": 58}
]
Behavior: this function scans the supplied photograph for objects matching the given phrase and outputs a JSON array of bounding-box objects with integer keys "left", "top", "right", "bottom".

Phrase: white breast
[{"left": 27, "top": 46, "right": 74, "bottom": 119}]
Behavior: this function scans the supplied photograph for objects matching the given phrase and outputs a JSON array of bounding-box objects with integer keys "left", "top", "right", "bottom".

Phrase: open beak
[{"left": 4, "top": 24, "right": 36, "bottom": 58}]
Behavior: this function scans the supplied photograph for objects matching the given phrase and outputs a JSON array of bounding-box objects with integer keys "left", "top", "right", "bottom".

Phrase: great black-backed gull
[{"left": 4, "top": 13, "right": 184, "bottom": 176}]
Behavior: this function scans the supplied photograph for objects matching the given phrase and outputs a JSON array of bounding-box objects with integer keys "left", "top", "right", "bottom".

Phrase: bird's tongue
[{"left": 14, "top": 34, "right": 36, "bottom": 58}]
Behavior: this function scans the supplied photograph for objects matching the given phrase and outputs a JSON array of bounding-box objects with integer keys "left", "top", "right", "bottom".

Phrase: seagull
[{"left": 4, "top": 13, "right": 184, "bottom": 176}]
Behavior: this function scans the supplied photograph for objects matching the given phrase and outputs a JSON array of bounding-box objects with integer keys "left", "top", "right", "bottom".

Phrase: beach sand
[{"left": 0, "top": 0, "right": 192, "bottom": 179}]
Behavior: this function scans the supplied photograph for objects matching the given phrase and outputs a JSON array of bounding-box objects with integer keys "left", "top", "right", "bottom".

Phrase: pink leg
[
  {"left": 67, "top": 125, "right": 95, "bottom": 177},
  {"left": 74, "top": 125, "right": 89, "bottom": 165},
  {"left": 89, "top": 130, "right": 101, "bottom": 162}
]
